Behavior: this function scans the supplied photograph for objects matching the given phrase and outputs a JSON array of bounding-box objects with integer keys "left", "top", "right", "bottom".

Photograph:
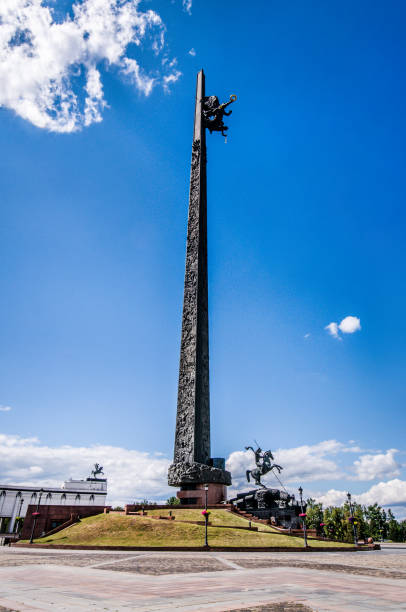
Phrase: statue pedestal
[
  {"left": 229, "top": 488, "right": 304, "bottom": 529},
  {"left": 176, "top": 483, "right": 227, "bottom": 506}
]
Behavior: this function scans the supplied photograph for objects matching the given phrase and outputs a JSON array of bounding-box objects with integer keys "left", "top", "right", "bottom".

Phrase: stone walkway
[{"left": 0, "top": 546, "right": 405, "bottom": 611}]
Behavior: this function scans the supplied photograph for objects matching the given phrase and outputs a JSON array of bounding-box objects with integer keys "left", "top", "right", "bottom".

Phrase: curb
[{"left": 13, "top": 543, "right": 371, "bottom": 552}]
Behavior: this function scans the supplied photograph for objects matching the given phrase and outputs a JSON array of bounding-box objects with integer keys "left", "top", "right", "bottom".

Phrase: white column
[{"left": 8, "top": 493, "right": 21, "bottom": 533}]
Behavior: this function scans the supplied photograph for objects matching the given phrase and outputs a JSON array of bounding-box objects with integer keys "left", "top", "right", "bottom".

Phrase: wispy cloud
[
  {"left": 0, "top": 406, "right": 12, "bottom": 412},
  {"left": 325, "top": 322, "right": 340, "bottom": 338},
  {"left": 325, "top": 316, "right": 361, "bottom": 339},
  {"left": 0, "top": 0, "right": 181, "bottom": 133},
  {"left": 188, "top": 48, "right": 196, "bottom": 57},
  {"left": 183, "top": 0, "right": 192, "bottom": 15},
  {"left": 163, "top": 69, "right": 182, "bottom": 92}
]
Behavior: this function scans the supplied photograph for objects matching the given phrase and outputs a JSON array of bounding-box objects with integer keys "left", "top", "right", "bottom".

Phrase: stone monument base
[
  {"left": 230, "top": 488, "right": 305, "bottom": 529},
  {"left": 168, "top": 460, "right": 231, "bottom": 487},
  {"left": 176, "top": 483, "right": 227, "bottom": 506}
]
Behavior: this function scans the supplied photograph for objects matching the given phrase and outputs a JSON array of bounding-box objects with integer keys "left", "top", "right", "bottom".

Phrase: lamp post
[
  {"left": 204, "top": 485, "right": 209, "bottom": 548},
  {"left": 298, "top": 486, "right": 308, "bottom": 548},
  {"left": 29, "top": 488, "right": 44, "bottom": 544},
  {"left": 347, "top": 492, "right": 357, "bottom": 546}
]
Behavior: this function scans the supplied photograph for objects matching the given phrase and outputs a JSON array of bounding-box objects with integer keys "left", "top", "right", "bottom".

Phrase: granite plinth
[
  {"left": 168, "top": 461, "right": 231, "bottom": 487},
  {"left": 177, "top": 483, "right": 228, "bottom": 505}
]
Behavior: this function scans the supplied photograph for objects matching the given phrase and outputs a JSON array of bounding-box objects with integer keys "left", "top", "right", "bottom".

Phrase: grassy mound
[{"left": 31, "top": 510, "right": 353, "bottom": 548}]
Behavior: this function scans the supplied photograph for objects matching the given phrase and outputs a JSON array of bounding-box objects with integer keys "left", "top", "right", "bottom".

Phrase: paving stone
[
  {"left": 229, "top": 604, "right": 314, "bottom": 612},
  {"left": 98, "top": 556, "right": 228, "bottom": 574},
  {"left": 234, "top": 558, "right": 406, "bottom": 580},
  {"left": 0, "top": 547, "right": 406, "bottom": 611}
]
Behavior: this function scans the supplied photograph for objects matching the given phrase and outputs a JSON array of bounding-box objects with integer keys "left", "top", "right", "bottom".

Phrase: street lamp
[
  {"left": 347, "top": 492, "right": 358, "bottom": 546},
  {"left": 298, "top": 486, "right": 308, "bottom": 548},
  {"left": 204, "top": 485, "right": 209, "bottom": 548},
  {"left": 29, "top": 488, "right": 44, "bottom": 544}
]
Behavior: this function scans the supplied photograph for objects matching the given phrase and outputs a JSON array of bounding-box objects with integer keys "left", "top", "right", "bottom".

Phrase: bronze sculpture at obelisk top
[{"left": 168, "top": 70, "right": 236, "bottom": 505}]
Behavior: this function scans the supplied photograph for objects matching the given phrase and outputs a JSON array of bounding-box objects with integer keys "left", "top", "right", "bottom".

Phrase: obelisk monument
[{"left": 168, "top": 70, "right": 236, "bottom": 505}]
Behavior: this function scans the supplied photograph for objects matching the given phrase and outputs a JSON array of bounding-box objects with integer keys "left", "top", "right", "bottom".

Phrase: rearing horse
[{"left": 245, "top": 446, "right": 283, "bottom": 488}]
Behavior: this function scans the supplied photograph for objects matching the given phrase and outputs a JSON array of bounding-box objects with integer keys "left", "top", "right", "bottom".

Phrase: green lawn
[
  {"left": 28, "top": 511, "right": 354, "bottom": 548},
  {"left": 145, "top": 508, "right": 268, "bottom": 527}
]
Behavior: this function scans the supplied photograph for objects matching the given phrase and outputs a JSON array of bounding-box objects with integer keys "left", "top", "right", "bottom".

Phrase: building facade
[{"left": 0, "top": 477, "right": 107, "bottom": 534}]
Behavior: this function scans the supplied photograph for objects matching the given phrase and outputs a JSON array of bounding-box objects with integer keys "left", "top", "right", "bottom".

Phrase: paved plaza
[{"left": 0, "top": 545, "right": 405, "bottom": 611}]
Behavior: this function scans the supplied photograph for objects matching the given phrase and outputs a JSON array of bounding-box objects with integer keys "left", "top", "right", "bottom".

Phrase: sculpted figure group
[{"left": 245, "top": 444, "right": 283, "bottom": 488}]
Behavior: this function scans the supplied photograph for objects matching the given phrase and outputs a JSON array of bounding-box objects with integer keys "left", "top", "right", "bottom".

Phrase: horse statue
[
  {"left": 91, "top": 463, "right": 104, "bottom": 478},
  {"left": 245, "top": 444, "right": 283, "bottom": 488}
]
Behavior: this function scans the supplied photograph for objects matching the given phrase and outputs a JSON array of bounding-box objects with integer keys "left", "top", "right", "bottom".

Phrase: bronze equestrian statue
[
  {"left": 91, "top": 463, "right": 104, "bottom": 478},
  {"left": 245, "top": 444, "right": 283, "bottom": 488}
]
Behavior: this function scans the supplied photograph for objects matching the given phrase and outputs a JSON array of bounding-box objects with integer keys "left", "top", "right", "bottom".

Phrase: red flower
[{"left": 299, "top": 513, "right": 306, "bottom": 517}]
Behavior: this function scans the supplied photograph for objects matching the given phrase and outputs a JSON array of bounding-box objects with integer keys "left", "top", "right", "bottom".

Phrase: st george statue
[{"left": 245, "top": 443, "right": 283, "bottom": 488}]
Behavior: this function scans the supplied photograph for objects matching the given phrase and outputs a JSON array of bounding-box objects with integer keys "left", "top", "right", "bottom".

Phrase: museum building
[{"left": 0, "top": 475, "right": 107, "bottom": 534}]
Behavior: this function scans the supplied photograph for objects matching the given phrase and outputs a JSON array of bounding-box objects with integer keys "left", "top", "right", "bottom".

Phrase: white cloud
[
  {"left": 325, "top": 322, "right": 339, "bottom": 338},
  {"left": 0, "top": 0, "right": 181, "bottom": 132},
  {"left": 325, "top": 315, "right": 361, "bottom": 339},
  {"left": 0, "top": 405, "right": 12, "bottom": 412},
  {"left": 121, "top": 57, "right": 155, "bottom": 96},
  {"left": 339, "top": 316, "right": 361, "bottom": 334},
  {"left": 356, "top": 479, "right": 406, "bottom": 507},
  {"left": 163, "top": 69, "right": 182, "bottom": 92},
  {"left": 0, "top": 433, "right": 172, "bottom": 505},
  {"left": 188, "top": 48, "right": 196, "bottom": 57},
  {"left": 316, "top": 479, "right": 406, "bottom": 511},
  {"left": 183, "top": 0, "right": 192, "bottom": 15},
  {"left": 1, "top": 434, "right": 404, "bottom": 513},
  {"left": 226, "top": 440, "right": 358, "bottom": 496},
  {"left": 353, "top": 450, "right": 401, "bottom": 481},
  {"left": 315, "top": 488, "right": 348, "bottom": 508}
]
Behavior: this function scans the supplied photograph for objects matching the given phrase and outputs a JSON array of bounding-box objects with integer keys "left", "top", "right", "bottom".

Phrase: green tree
[
  {"left": 305, "top": 498, "right": 323, "bottom": 531},
  {"left": 323, "top": 506, "right": 346, "bottom": 541},
  {"left": 166, "top": 496, "right": 180, "bottom": 506},
  {"left": 387, "top": 509, "right": 404, "bottom": 542},
  {"left": 365, "top": 503, "right": 386, "bottom": 540}
]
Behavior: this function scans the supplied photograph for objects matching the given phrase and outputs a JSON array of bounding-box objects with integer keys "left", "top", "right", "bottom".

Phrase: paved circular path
[{"left": 0, "top": 545, "right": 405, "bottom": 611}]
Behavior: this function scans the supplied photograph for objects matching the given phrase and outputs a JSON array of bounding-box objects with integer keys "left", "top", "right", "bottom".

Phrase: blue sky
[{"left": 1, "top": 0, "right": 406, "bottom": 513}]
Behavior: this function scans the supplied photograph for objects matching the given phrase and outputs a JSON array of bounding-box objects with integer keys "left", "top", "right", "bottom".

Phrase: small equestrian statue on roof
[
  {"left": 91, "top": 463, "right": 104, "bottom": 479},
  {"left": 202, "top": 94, "right": 237, "bottom": 138},
  {"left": 245, "top": 443, "right": 283, "bottom": 488}
]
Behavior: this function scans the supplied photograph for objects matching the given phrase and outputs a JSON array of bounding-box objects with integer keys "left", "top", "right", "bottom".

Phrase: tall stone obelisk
[{"left": 168, "top": 70, "right": 235, "bottom": 505}]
